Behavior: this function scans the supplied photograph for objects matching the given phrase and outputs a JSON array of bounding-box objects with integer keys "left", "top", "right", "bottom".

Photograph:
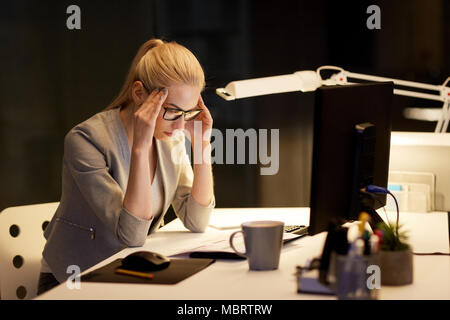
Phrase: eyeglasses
[
  {"left": 163, "top": 107, "right": 203, "bottom": 121},
  {"left": 138, "top": 81, "right": 202, "bottom": 121}
]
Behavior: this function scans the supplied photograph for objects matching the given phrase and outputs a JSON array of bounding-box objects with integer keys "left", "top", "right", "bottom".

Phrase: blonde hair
[{"left": 106, "top": 39, "right": 205, "bottom": 110}]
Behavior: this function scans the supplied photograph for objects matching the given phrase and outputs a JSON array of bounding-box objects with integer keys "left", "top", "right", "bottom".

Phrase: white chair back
[{"left": 0, "top": 202, "right": 58, "bottom": 300}]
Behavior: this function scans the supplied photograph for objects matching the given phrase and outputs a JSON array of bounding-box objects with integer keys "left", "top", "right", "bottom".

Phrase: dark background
[{"left": 1, "top": 0, "right": 449, "bottom": 219}]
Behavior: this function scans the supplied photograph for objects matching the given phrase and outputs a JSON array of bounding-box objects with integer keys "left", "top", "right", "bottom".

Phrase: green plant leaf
[{"left": 376, "top": 222, "right": 410, "bottom": 251}]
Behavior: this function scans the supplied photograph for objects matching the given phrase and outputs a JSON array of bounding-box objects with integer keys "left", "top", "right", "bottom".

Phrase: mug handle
[{"left": 229, "top": 230, "right": 247, "bottom": 258}]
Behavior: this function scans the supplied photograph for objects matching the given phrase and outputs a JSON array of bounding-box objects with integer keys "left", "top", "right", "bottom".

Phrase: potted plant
[{"left": 376, "top": 222, "right": 413, "bottom": 286}]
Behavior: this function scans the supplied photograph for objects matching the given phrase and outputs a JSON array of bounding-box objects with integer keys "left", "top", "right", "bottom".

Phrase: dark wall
[{"left": 1, "top": 0, "right": 448, "bottom": 212}]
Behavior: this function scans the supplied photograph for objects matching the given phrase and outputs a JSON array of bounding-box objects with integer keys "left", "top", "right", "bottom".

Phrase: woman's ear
[{"left": 131, "top": 81, "right": 147, "bottom": 106}]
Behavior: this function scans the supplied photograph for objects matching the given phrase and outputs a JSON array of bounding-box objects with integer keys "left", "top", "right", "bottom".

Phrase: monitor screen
[{"left": 308, "top": 82, "right": 394, "bottom": 235}]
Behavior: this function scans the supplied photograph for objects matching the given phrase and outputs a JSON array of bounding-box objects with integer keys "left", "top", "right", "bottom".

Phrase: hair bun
[
  {"left": 141, "top": 39, "right": 164, "bottom": 53},
  {"left": 106, "top": 38, "right": 204, "bottom": 110}
]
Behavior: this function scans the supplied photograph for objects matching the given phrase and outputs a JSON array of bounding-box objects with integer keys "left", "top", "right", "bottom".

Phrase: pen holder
[{"left": 331, "top": 252, "right": 380, "bottom": 300}]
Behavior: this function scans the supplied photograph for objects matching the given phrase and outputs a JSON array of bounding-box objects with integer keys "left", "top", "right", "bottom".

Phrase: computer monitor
[{"left": 308, "top": 82, "right": 394, "bottom": 235}]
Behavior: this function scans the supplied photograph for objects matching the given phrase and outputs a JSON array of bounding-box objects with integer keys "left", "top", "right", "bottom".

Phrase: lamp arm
[
  {"left": 317, "top": 66, "right": 448, "bottom": 102},
  {"left": 317, "top": 66, "right": 450, "bottom": 132},
  {"left": 346, "top": 71, "right": 446, "bottom": 102},
  {"left": 346, "top": 71, "right": 441, "bottom": 92},
  {"left": 216, "top": 66, "right": 449, "bottom": 132}
]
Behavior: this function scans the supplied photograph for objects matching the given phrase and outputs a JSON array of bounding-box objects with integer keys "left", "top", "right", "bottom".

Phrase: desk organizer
[{"left": 296, "top": 252, "right": 380, "bottom": 300}]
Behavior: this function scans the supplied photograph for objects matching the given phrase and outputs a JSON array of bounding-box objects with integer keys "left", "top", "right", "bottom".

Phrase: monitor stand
[
  {"left": 359, "top": 192, "right": 387, "bottom": 231},
  {"left": 364, "top": 208, "right": 385, "bottom": 232}
]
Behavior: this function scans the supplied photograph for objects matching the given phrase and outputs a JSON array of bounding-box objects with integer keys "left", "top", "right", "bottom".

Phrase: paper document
[
  {"left": 170, "top": 232, "right": 302, "bottom": 259},
  {"left": 379, "top": 211, "right": 450, "bottom": 254},
  {"left": 208, "top": 207, "right": 310, "bottom": 230}
]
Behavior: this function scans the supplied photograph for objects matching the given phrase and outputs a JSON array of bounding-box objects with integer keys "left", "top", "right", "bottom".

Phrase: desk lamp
[{"left": 216, "top": 66, "right": 450, "bottom": 133}]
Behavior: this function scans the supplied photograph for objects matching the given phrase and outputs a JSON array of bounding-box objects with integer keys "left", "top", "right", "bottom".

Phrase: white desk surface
[{"left": 36, "top": 207, "right": 450, "bottom": 300}]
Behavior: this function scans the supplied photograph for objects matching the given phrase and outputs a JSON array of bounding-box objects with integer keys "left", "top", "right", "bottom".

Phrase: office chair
[{"left": 0, "top": 202, "right": 58, "bottom": 300}]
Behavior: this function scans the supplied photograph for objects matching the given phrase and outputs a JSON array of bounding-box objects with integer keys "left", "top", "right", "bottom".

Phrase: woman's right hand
[{"left": 132, "top": 88, "right": 168, "bottom": 151}]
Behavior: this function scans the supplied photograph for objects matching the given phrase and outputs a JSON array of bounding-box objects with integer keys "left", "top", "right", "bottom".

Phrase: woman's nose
[{"left": 173, "top": 116, "right": 185, "bottom": 130}]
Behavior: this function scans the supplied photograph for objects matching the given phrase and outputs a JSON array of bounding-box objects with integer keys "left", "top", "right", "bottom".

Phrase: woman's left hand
[{"left": 185, "top": 95, "right": 213, "bottom": 146}]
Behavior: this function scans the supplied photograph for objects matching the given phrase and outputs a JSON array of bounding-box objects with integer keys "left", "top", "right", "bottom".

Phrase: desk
[{"left": 36, "top": 208, "right": 450, "bottom": 300}]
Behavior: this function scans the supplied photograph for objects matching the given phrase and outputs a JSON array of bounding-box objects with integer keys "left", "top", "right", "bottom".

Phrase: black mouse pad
[{"left": 80, "top": 258, "right": 215, "bottom": 285}]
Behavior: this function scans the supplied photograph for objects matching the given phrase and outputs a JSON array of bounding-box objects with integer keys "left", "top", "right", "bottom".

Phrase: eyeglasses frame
[
  {"left": 139, "top": 80, "right": 203, "bottom": 122},
  {"left": 163, "top": 107, "right": 203, "bottom": 121}
]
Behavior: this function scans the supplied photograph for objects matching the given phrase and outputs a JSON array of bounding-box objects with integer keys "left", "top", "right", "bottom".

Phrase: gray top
[{"left": 42, "top": 108, "right": 214, "bottom": 282}]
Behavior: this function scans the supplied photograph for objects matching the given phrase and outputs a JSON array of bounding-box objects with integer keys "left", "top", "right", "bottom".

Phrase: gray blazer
[{"left": 42, "top": 108, "right": 215, "bottom": 282}]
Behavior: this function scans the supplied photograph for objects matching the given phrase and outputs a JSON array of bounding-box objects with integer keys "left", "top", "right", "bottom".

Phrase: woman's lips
[{"left": 164, "top": 131, "right": 173, "bottom": 137}]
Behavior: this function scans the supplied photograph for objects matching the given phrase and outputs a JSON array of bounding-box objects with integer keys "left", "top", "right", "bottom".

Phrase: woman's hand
[
  {"left": 188, "top": 95, "right": 215, "bottom": 206},
  {"left": 132, "top": 88, "right": 168, "bottom": 151},
  {"left": 185, "top": 95, "right": 213, "bottom": 146},
  {"left": 124, "top": 88, "right": 167, "bottom": 221}
]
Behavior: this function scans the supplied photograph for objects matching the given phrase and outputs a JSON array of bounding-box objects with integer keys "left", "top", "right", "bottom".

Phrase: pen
[
  {"left": 115, "top": 268, "right": 154, "bottom": 280},
  {"left": 363, "top": 230, "right": 371, "bottom": 255},
  {"left": 374, "top": 229, "right": 384, "bottom": 248},
  {"left": 370, "top": 234, "right": 380, "bottom": 253},
  {"left": 358, "top": 212, "right": 370, "bottom": 237}
]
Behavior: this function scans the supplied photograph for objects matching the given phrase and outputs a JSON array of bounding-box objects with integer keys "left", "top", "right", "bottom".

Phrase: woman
[{"left": 38, "top": 39, "right": 215, "bottom": 295}]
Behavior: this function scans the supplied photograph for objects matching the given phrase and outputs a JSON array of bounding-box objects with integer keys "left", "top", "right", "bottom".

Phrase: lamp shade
[{"left": 216, "top": 70, "right": 321, "bottom": 100}]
